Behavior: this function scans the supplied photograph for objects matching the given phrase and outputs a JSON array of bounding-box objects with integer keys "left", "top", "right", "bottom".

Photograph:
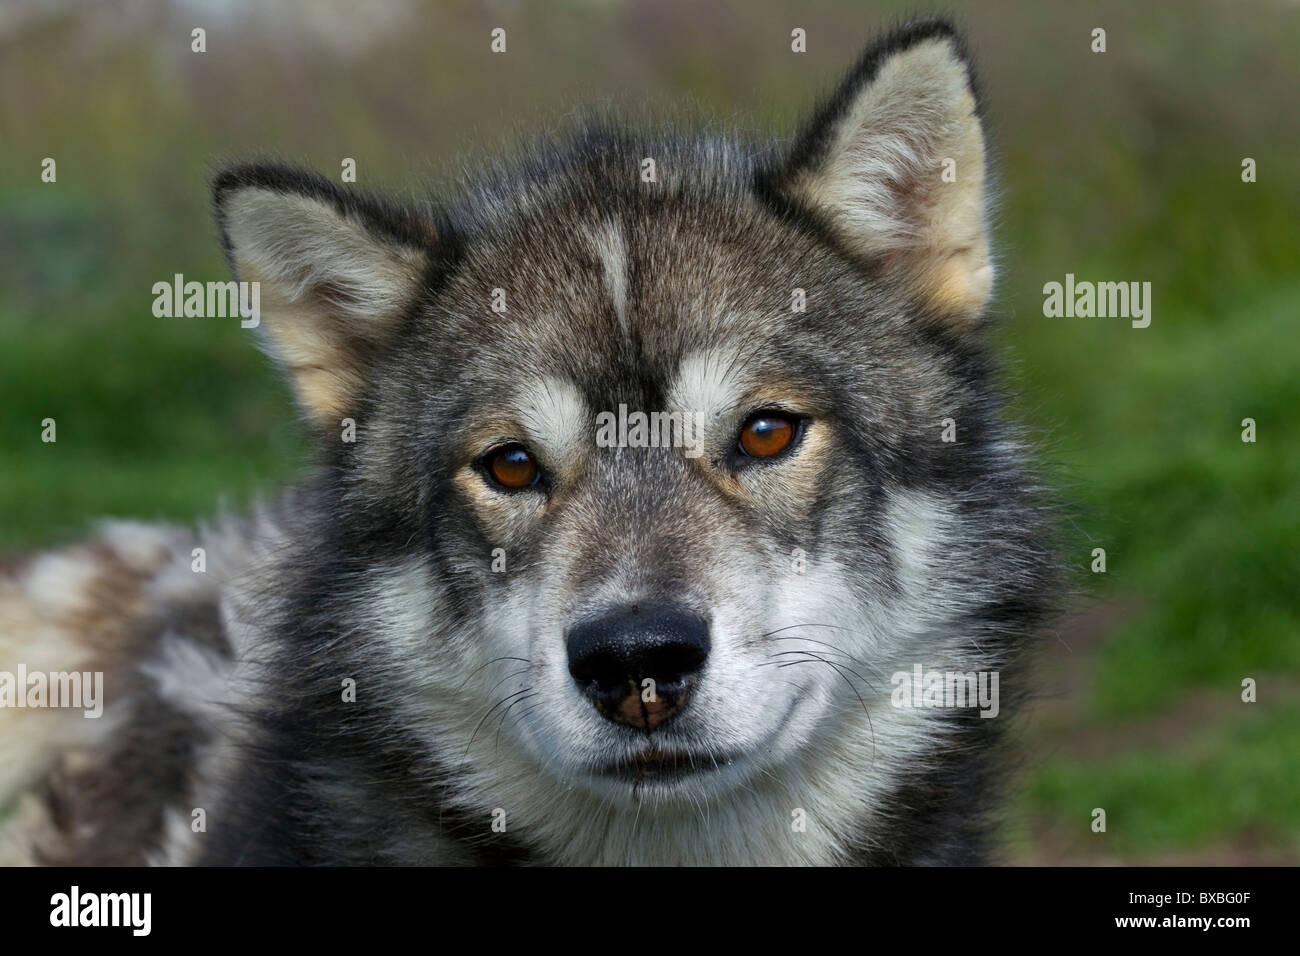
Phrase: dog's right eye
[
  {"left": 737, "top": 411, "right": 800, "bottom": 459},
  {"left": 483, "top": 444, "right": 542, "bottom": 491}
]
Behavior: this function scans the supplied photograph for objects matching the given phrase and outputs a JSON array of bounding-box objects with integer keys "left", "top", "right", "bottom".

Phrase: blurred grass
[
  {"left": 1010, "top": 277, "right": 1300, "bottom": 716},
  {"left": 1, "top": 0, "right": 1297, "bottom": 862},
  {"left": 1005, "top": 706, "right": 1300, "bottom": 862}
]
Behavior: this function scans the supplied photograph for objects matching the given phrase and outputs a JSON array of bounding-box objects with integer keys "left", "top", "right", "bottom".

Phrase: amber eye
[
  {"left": 737, "top": 412, "right": 798, "bottom": 459},
  {"left": 485, "top": 445, "right": 541, "bottom": 490}
]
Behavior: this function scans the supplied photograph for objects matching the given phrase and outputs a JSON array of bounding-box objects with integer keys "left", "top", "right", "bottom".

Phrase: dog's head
[{"left": 214, "top": 20, "right": 1043, "bottom": 819}]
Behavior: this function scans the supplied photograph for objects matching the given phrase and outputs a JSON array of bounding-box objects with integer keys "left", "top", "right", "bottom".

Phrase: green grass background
[{"left": 1, "top": 0, "right": 1297, "bottom": 862}]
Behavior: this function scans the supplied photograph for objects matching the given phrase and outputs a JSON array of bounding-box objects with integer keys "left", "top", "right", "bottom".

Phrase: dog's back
[{"left": 0, "top": 519, "right": 259, "bottom": 865}]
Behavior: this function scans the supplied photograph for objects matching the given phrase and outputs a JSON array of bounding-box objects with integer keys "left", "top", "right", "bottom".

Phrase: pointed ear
[
  {"left": 771, "top": 18, "right": 994, "bottom": 327},
  {"left": 212, "top": 164, "right": 436, "bottom": 427}
]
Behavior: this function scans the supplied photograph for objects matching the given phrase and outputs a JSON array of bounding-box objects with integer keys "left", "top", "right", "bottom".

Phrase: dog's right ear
[{"left": 212, "top": 164, "right": 436, "bottom": 428}]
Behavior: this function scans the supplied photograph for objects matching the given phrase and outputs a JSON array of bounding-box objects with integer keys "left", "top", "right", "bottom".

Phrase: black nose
[{"left": 566, "top": 606, "right": 710, "bottom": 730}]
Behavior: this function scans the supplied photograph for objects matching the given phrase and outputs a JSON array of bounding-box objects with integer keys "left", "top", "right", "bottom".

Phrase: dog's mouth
[{"left": 598, "top": 748, "right": 737, "bottom": 784}]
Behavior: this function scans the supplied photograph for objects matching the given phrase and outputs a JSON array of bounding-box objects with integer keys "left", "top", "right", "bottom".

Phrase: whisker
[
  {"left": 767, "top": 649, "right": 878, "bottom": 692},
  {"left": 455, "top": 655, "right": 531, "bottom": 691},
  {"left": 485, "top": 666, "right": 531, "bottom": 697},
  {"left": 765, "top": 630, "right": 890, "bottom": 681},
  {"left": 494, "top": 690, "right": 537, "bottom": 752},
  {"left": 774, "top": 655, "right": 877, "bottom": 766},
  {"left": 465, "top": 688, "right": 534, "bottom": 756}
]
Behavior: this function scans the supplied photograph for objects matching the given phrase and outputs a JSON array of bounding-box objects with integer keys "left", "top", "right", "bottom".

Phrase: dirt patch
[
  {"left": 1014, "top": 826, "right": 1300, "bottom": 866},
  {"left": 1007, "top": 596, "right": 1300, "bottom": 865},
  {"left": 1020, "top": 596, "right": 1299, "bottom": 758}
]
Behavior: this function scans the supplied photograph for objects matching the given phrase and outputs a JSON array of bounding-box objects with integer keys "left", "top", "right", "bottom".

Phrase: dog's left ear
[{"left": 769, "top": 18, "right": 993, "bottom": 328}]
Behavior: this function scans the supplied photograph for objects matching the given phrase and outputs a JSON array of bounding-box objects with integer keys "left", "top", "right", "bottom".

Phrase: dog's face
[{"left": 216, "top": 24, "right": 1006, "bottom": 813}]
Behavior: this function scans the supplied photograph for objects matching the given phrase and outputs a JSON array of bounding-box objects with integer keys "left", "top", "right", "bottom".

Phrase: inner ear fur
[
  {"left": 212, "top": 164, "right": 437, "bottom": 427},
  {"left": 771, "top": 18, "right": 995, "bottom": 328}
]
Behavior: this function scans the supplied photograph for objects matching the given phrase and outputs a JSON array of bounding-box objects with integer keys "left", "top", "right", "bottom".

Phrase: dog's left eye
[
  {"left": 483, "top": 444, "right": 542, "bottom": 490},
  {"left": 736, "top": 412, "right": 800, "bottom": 460}
]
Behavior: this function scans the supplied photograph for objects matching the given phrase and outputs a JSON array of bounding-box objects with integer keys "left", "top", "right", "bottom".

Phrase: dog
[{"left": 0, "top": 17, "right": 1058, "bottom": 865}]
